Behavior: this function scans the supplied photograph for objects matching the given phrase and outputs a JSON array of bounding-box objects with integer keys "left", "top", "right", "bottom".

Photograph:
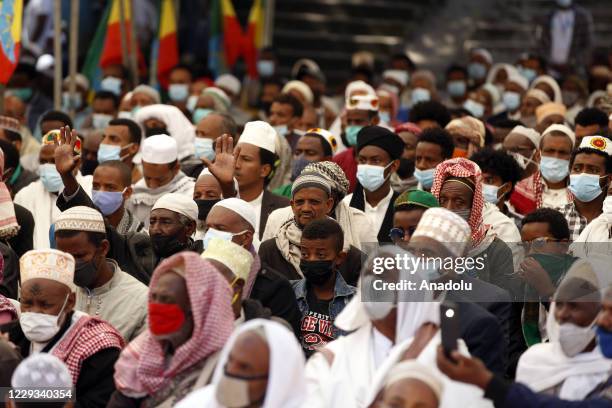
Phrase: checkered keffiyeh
[
  {"left": 114, "top": 252, "right": 234, "bottom": 395},
  {"left": 304, "top": 161, "right": 350, "bottom": 197},
  {"left": 431, "top": 158, "right": 489, "bottom": 246},
  {"left": 559, "top": 201, "right": 588, "bottom": 242},
  {"left": 52, "top": 315, "right": 125, "bottom": 384},
  {"left": 0, "top": 294, "right": 15, "bottom": 320}
]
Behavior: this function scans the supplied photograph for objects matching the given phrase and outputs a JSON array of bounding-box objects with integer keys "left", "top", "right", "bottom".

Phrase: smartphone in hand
[{"left": 440, "top": 300, "right": 460, "bottom": 361}]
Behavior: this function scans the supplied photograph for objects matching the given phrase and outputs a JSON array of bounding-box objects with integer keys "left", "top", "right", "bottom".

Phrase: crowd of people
[{"left": 1, "top": 2, "right": 612, "bottom": 406}]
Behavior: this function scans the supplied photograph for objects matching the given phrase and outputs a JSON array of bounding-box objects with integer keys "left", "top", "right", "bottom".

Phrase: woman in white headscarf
[
  {"left": 516, "top": 258, "right": 612, "bottom": 401},
  {"left": 134, "top": 104, "right": 196, "bottom": 160},
  {"left": 175, "top": 319, "right": 306, "bottom": 408},
  {"left": 531, "top": 75, "right": 563, "bottom": 104}
]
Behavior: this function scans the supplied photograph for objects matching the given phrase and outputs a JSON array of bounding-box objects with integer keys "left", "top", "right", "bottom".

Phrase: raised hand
[
  {"left": 518, "top": 257, "right": 555, "bottom": 298},
  {"left": 54, "top": 126, "right": 81, "bottom": 176},
  {"left": 201, "top": 134, "right": 239, "bottom": 197}
]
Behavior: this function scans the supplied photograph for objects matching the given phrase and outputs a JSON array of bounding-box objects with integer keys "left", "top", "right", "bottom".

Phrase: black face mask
[
  {"left": 151, "top": 234, "right": 189, "bottom": 258},
  {"left": 145, "top": 127, "right": 168, "bottom": 138},
  {"left": 74, "top": 255, "right": 101, "bottom": 288},
  {"left": 300, "top": 259, "right": 335, "bottom": 286},
  {"left": 396, "top": 158, "right": 415, "bottom": 179},
  {"left": 195, "top": 199, "right": 221, "bottom": 221},
  {"left": 81, "top": 159, "right": 98, "bottom": 176}
]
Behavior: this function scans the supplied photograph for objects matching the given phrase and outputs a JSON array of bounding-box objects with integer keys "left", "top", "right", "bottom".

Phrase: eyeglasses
[
  {"left": 389, "top": 227, "right": 416, "bottom": 242},
  {"left": 524, "top": 236, "right": 559, "bottom": 251}
]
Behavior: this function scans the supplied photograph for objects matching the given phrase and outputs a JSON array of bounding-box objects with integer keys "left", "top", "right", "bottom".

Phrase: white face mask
[
  {"left": 202, "top": 228, "right": 248, "bottom": 250},
  {"left": 558, "top": 321, "right": 596, "bottom": 357},
  {"left": 20, "top": 295, "right": 69, "bottom": 343},
  {"left": 509, "top": 151, "right": 535, "bottom": 171}
]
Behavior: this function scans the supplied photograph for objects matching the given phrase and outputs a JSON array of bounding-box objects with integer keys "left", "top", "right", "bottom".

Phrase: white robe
[
  {"left": 570, "top": 212, "right": 612, "bottom": 257},
  {"left": 14, "top": 173, "right": 92, "bottom": 249},
  {"left": 482, "top": 202, "right": 523, "bottom": 270}
]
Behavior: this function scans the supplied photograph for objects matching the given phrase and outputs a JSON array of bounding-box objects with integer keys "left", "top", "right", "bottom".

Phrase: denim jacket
[{"left": 291, "top": 273, "right": 356, "bottom": 339}]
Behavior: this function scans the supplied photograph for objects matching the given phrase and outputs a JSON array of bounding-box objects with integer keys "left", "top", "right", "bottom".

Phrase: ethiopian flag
[
  {"left": 100, "top": 0, "right": 139, "bottom": 68},
  {"left": 209, "top": 0, "right": 265, "bottom": 78},
  {"left": 0, "top": 0, "right": 23, "bottom": 85},
  {"left": 153, "top": 0, "right": 178, "bottom": 88}
]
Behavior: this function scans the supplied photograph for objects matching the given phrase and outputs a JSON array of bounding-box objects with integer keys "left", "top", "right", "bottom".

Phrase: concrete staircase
[{"left": 271, "top": 0, "right": 612, "bottom": 87}]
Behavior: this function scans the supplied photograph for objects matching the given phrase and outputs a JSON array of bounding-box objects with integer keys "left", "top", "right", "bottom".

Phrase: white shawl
[
  {"left": 134, "top": 104, "right": 195, "bottom": 160},
  {"left": 175, "top": 319, "right": 306, "bottom": 408}
]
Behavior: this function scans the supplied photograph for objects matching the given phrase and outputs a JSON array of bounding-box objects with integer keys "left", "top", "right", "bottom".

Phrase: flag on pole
[
  {"left": 155, "top": 0, "right": 179, "bottom": 88},
  {"left": 100, "top": 0, "right": 141, "bottom": 68},
  {"left": 0, "top": 0, "right": 24, "bottom": 85},
  {"left": 82, "top": 2, "right": 111, "bottom": 91},
  {"left": 209, "top": 0, "right": 266, "bottom": 78}
]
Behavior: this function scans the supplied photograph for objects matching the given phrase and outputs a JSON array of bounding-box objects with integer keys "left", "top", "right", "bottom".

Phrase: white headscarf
[
  {"left": 176, "top": 319, "right": 306, "bottom": 408},
  {"left": 531, "top": 75, "right": 562, "bottom": 104},
  {"left": 516, "top": 257, "right": 612, "bottom": 400},
  {"left": 134, "top": 104, "right": 196, "bottom": 160},
  {"left": 486, "top": 63, "right": 519, "bottom": 85}
]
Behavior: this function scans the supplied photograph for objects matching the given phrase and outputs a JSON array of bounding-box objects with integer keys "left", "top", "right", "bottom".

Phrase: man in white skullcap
[
  {"left": 559, "top": 135, "right": 612, "bottom": 241},
  {"left": 54, "top": 206, "right": 148, "bottom": 341},
  {"left": 201, "top": 237, "right": 257, "bottom": 321},
  {"left": 61, "top": 73, "right": 91, "bottom": 129},
  {"left": 215, "top": 73, "right": 251, "bottom": 126},
  {"left": 373, "top": 360, "right": 444, "bottom": 408},
  {"left": 503, "top": 125, "right": 543, "bottom": 216},
  {"left": 131, "top": 84, "right": 161, "bottom": 108},
  {"left": 333, "top": 94, "right": 380, "bottom": 192},
  {"left": 468, "top": 48, "right": 493, "bottom": 87},
  {"left": 537, "top": 124, "right": 575, "bottom": 209},
  {"left": 235, "top": 121, "right": 289, "bottom": 239},
  {"left": 149, "top": 192, "right": 200, "bottom": 259},
  {"left": 11, "top": 249, "right": 124, "bottom": 407},
  {"left": 9, "top": 354, "right": 72, "bottom": 406},
  {"left": 494, "top": 72, "right": 529, "bottom": 121},
  {"left": 205, "top": 197, "right": 302, "bottom": 336},
  {"left": 127, "top": 133, "right": 195, "bottom": 226}
]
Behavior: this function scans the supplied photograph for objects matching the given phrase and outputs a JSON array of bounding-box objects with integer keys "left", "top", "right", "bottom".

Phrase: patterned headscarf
[
  {"left": 114, "top": 252, "right": 234, "bottom": 396},
  {"left": 303, "top": 161, "right": 350, "bottom": 199},
  {"left": 41, "top": 130, "right": 82, "bottom": 155},
  {"left": 431, "top": 158, "right": 489, "bottom": 246}
]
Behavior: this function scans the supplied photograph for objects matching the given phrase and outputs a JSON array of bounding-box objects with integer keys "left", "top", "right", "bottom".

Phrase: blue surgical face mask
[
  {"left": 411, "top": 88, "right": 431, "bottom": 105},
  {"left": 357, "top": 163, "right": 392, "bottom": 192},
  {"left": 274, "top": 124, "right": 288, "bottom": 136},
  {"left": 9, "top": 87, "right": 33, "bottom": 102},
  {"left": 345, "top": 125, "right": 362, "bottom": 146},
  {"left": 463, "top": 99, "right": 485, "bottom": 118},
  {"left": 192, "top": 108, "right": 213, "bottom": 125},
  {"left": 452, "top": 208, "right": 471, "bottom": 221},
  {"left": 413, "top": 167, "right": 435, "bottom": 189},
  {"left": 168, "top": 84, "right": 189, "bottom": 102},
  {"left": 257, "top": 60, "right": 275, "bottom": 77},
  {"left": 596, "top": 326, "right": 612, "bottom": 358},
  {"left": 194, "top": 138, "right": 215, "bottom": 161},
  {"left": 447, "top": 80, "right": 466, "bottom": 97},
  {"left": 540, "top": 156, "right": 570, "bottom": 183},
  {"left": 569, "top": 173, "right": 605, "bottom": 202},
  {"left": 379, "top": 111, "right": 391, "bottom": 124},
  {"left": 92, "top": 113, "right": 113, "bottom": 130},
  {"left": 100, "top": 76, "right": 122, "bottom": 96},
  {"left": 62, "top": 92, "right": 82, "bottom": 111},
  {"left": 518, "top": 66, "right": 537, "bottom": 83},
  {"left": 482, "top": 183, "right": 501, "bottom": 204},
  {"left": 39, "top": 163, "right": 64, "bottom": 193},
  {"left": 203, "top": 228, "right": 248, "bottom": 250},
  {"left": 468, "top": 62, "right": 487, "bottom": 80},
  {"left": 97, "top": 143, "right": 132, "bottom": 163},
  {"left": 92, "top": 189, "right": 125, "bottom": 216},
  {"left": 503, "top": 91, "right": 521, "bottom": 111}
]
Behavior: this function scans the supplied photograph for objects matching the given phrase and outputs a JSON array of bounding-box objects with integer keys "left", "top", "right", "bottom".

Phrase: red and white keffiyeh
[
  {"left": 431, "top": 158, "right": 489, "bottom": 246},
  {"left": 52, "top": 314, "right": 125, "bottom": 384},
  {"left": 114, "top": 252, "right": 234, "bottom": 396}
]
